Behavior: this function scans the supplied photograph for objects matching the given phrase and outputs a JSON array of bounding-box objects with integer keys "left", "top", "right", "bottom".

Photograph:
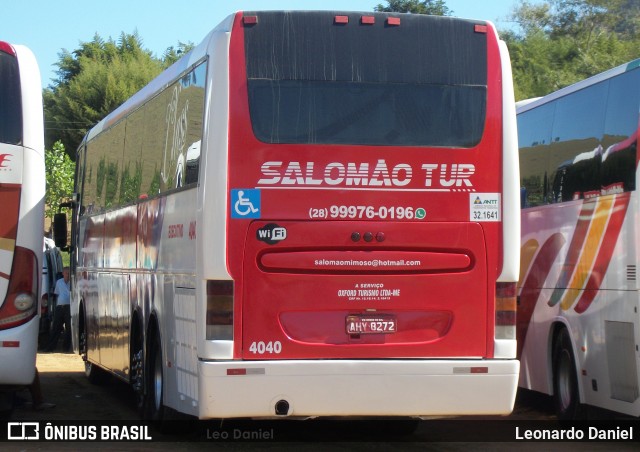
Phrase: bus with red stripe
[
  {"left": 60, "top": 11, "right": 520, "bottom": 420},
  {"left": 517, "top": 59, "right": 640, "bottom": 419},
  {"left": 0, "top": 41, "right": 45, "bottom": 411}
]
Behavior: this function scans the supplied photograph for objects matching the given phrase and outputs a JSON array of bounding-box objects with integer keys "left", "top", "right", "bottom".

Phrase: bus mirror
[{"left": 53, "top": 213, "right": 68, "bottom": 249}]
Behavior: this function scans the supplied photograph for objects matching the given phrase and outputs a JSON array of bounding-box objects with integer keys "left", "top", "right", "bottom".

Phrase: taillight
[
  {"left": 0, "top": 41, "right": 17, "bottom": 57},
  {"left": 41, "top": 293, "right": 49, "bottom": 314},
  {"left": 0, "top": 247, "right": 39, "bottom": 330},
  {"left": 495, "top": 282, "right": 516, "bottom": 340},
  {"left": 206, "top": 280, "right": 233, "bottom": 340}
]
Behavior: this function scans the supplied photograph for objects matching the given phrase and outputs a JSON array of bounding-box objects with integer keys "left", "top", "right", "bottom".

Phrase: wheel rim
[
  {"left": 84, "top": 361, "right": 93, "bottom": 377},
  {"left": 557, "top": 349, "right": 573, "bottom": 411},
  {"left": 80, "top": 330, "right": 87, "bottom": 357},
  {"left": 132, "top": 348, "right": 144, "bottom": 394}
]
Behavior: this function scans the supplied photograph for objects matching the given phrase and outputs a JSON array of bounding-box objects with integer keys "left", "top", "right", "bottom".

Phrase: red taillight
[
  {"left": 0, "top": 41, "right": 16, "bottom": 57},
  {"left": 495, "top": 282, "right": 516, "bottom": 339},
  {"left": 0, "top": 247, "right": 38, "bottom": 330},
  {"left": 361, "top": 16, "right": 375, "bottom": 25},
  {"left": 474, "top": 24, "right": 488, "bottom": 34},
  {"left": 334, "top": 15, "right": 349, "bottom": 24},
  {"left": 206, "top": 280, "right": 234, "bottom": 340},
  {"left": 387, "top": 17, "right": 401, "bottom": 26}
]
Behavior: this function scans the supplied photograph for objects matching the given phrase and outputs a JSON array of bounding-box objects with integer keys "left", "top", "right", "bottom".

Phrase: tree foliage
[
  {"left": 505, "top": 0, "right": 640, "bottom": 100},
  {"left": 43, "top": 32, "right": 194, "bottom": 157},
  {"left": 44, "top": 141, "right": 75, "bottom": 221},
  {"left": 374, "top": 0, "right": 639, "bottom": 101},
  {"left": 374, "top": 0, "right": 452, "bottom": 15},
  {"left": 42, "top": 2, "right": 640, "bottom": 158}
]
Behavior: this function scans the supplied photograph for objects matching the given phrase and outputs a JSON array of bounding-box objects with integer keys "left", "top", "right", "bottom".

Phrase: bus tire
[
  {"left": 0, "top": 390, "right": 15, "bottom": 420},
  {"left": 146, "top": 332, "right": 165, "bottom": 422},
  {"left": 131, "top": 323, "right": 145, "bottom": 416},
  {"left": 552, "top": 327, "right": 586, "bottom": 420},
  {"left": 84, "top": 360, "right": 109, "bottom": 385}
]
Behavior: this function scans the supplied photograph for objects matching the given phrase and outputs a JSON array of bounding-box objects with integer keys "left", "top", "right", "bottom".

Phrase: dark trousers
[{"left": 46, "top": 304, "right": 71, "bottom": 352}]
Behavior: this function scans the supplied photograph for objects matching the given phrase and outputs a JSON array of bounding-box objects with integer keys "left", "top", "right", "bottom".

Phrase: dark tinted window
[
  {"left": 519, "top": 66, "right": 640, "bottom": 208},
  {"left": 518, "top": 102, "right": 555, "bottom": 207},
  {"left": 548, "top": 82, "right": 607, "bottom": 202},
  {"left": 244, "top": 11, "right": 488, "bottom": 147},
  {"left": 82, "top": 62, "right": 206, "bottom": 215},
  {"left": 0, "top": 50, "right": 22, "bottom": 145}
]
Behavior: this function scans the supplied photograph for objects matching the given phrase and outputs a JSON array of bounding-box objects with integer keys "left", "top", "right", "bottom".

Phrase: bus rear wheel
[
  {"left": 552, "top": 327, "right": 586, "bottom": 420},
  {"left": 146, "top": 333, "right": 165, "bottom": 422},
  {"left": 131, "top": 329, "right": 144, "bottom": 415},
  {"left": 0, "top": 391, "right": 15, "bottom": 420}
]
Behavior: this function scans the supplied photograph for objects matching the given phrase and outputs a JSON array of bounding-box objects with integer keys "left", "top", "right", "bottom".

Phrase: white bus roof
[
  {"left": 516, "top": 58, "right": 640, "bottom": 114},
  {"left": 84, "top": 14, "right": 235, "bottom": 144}
]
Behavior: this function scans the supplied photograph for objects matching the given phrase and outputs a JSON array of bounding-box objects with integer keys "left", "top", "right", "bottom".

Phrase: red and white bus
[
  {"left": 517, "top": 59, "right": 640, "bottom": 419},
  {"left": 0, "top": 41, "right": 45, "bottom": 409},
  {"left": 61, "top": 11, "right": 520, "bottom": 420}
]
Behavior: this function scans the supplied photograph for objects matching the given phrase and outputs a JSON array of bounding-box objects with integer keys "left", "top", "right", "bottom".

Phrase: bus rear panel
[{"left": 200, "top": 11, "right": 519, "bottom": 418}]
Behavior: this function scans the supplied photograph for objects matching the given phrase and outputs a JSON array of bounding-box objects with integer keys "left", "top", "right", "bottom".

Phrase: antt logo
[{"left": 0, "top": 153, "right": 12, "bottom": 168}]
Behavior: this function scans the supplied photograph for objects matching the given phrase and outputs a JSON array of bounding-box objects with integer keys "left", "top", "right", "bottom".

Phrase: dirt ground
[{"left": 11, "top": 352, "right": 138, "bottom": 421}]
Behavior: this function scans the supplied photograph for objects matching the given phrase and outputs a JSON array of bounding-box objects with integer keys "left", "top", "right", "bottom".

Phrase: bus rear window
[
  {"left": 0, "top": 48, "right": 22, "bottom": 145},
  {"left": 244, "top": 11, "right": 487, "bottom": 147}
]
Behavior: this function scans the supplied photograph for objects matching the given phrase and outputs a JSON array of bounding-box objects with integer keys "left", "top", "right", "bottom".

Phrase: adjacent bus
[
  {"left": 0, "top": 41, "right": 45, "bottom": 409},
  {"left": 517, "top": 59, "right": 640, "bottom": 419},
  {"left": 62, "top": 11, "right": 520, "bottom": 420}
]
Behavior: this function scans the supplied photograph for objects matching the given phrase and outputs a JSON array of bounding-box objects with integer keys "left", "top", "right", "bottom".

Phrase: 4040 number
[{"left": 248, "top": 341, "right": 282, "bottom": 355}]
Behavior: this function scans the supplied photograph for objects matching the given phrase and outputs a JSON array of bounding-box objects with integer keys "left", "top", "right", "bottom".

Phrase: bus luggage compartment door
[{"left": 241, "top": 221, "right": 488, "bottom": 359}]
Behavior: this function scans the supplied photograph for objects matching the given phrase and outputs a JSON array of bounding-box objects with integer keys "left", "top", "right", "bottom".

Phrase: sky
[{"left": 3, "top": 0, "right": 519, "bottom": 88}]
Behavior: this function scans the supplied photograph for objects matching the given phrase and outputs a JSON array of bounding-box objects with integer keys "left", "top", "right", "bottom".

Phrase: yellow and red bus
[{"left": 518, "top": 59, "right": 640, "bottom": 419}]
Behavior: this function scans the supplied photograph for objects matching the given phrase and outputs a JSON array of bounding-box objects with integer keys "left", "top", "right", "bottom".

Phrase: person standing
[{"left": 44, "top": 267, "right": 71, "bottom": 352}]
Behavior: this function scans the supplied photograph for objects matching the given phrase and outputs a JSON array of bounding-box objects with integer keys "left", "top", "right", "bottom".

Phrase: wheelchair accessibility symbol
[{"left": 231, "top": 189, "right": 261, "bottom": 219}]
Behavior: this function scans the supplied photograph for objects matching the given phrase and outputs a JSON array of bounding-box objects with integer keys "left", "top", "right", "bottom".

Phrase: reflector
[
  {"left": 243, "top": 15, "right": 258, "bottom": 25},
  {"left": 1, "top": 341, "right": 20, "bottom": 348}
]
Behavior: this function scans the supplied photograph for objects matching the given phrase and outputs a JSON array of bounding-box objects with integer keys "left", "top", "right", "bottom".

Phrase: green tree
[
  {"left": 44, "top": 141, "right": 75, "bottom": 221},
  {"left": 374, "top": 0, "right": 452, "bottom": 15},
  {"left": 506, "top": 0, "right": 640, "bottom": 100},
  {"left": 43, "top": 32, "right": 189, "bottom": 157},
  {"left": 162, "top": 42, "right": 195, "bottom": 66}
]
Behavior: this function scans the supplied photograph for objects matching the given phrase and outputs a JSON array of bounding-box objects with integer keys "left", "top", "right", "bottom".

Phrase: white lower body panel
[
  {"left": 0, "top": 316, "right": 38, "bottom": 385},
  {"left": 198, "top": 359, "right": 519, "bottom": 419}
]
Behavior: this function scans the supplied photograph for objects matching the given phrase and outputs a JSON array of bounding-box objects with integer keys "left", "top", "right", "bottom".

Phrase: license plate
[{"left": 346, "top": 314, "right": 397, "bottom": 334}]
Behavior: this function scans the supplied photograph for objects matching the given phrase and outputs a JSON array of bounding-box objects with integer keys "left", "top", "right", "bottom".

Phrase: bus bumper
[
  {"left": 0, "top": 316, "right": 38, "bottom": 385},
  {"left": 198, "top": 359, "right": 519, "bottom": 419}
]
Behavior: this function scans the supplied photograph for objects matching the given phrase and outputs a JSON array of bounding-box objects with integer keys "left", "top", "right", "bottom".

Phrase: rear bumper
[
  {"left": 198, "top": 359, "right": 519, "bottom": 419},
  {"left": 0, "top": 316, "right": 38, "bottom": 385}
]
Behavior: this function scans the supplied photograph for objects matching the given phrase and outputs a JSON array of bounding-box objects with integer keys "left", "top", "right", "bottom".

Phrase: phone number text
[{"left": 309, "top": 205, "right": 425, "bottom": 220}]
